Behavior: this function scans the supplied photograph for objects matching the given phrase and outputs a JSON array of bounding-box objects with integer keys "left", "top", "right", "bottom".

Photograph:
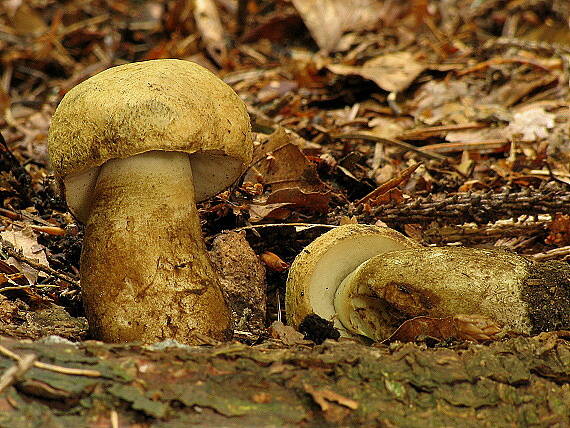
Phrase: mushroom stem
[
  {"left": 335, "top": 247, "right": 570, "bottom": 341},
  {"left": 80, "top": 151, "right": 232, "bottom": 343}
]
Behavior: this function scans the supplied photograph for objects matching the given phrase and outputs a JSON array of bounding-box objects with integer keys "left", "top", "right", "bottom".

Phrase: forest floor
[{"left": 0, "top": 0, "right": 569, "bottom": 426}]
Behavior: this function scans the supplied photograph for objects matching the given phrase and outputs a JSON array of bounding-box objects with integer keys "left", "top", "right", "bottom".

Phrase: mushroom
[
  {"left": 48, "top": 59, "right": 253, "bottom": 343},
  {"left": 285, "top": 224, "right": 421, "bottom": 337},
  {"left": 287, "top": 225, "right": 570, "bottom": 342},
  {"left": 338, "top": 246, "right": 570, "bottom": 340}
]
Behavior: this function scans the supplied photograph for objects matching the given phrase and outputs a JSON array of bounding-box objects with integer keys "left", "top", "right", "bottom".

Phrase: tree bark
[{"left": 0, "top": 333, "right": 569, "bottom": 426}]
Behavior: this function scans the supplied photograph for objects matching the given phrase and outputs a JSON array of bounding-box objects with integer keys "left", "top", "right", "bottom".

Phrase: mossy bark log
[{"left": 0, "top": 334, "right": 569, "bottom": 427}]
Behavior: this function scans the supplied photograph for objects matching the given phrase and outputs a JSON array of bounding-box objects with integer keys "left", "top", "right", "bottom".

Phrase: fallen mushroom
[
  {"left": 287, "top": 225, "right": 570, "bottom": 342},
  {"left": 285, "top": 224, "right": 421, "bottom": 337},
  {"left": 338, "top": 246, "right": 570, "bottom": 341},
  {"left": 48, "top": 59, "right": 253, "bottom": 343}
]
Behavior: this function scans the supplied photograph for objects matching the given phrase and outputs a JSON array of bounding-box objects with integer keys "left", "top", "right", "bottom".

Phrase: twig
[
  {"left": 33, "top": 361, "right": 100, "bottom": 377},
  {"left": 351, "top": 186, "right": 570, "bottom": 226},
  {"left": 532, "top": 246, "right": 570, "bottom": 261},
  {"left": 422, "top": 219, "right": 547, "bottom": 245},
  {"left": 420, "top": 139, "right": 509, "bottom": 153},
  {"left": 484, "top": 37, "right": 570, "bottom": 56},
  {"left": 456, "top": 57, "right": 556, "bottom": 76},
  {"left": 0, "top": 284, "right": 60, "bottom": 293},
  {"left": 398, "top": 123, "right": 486, "bottom": 140},
  {"left": 236, "top": 0, "right": 248, "bottom": 36},
  {"left": 232, "top": 222, "right": 336, "bottom": 233},
  {"left": 0, "top": 353, "right": 36, "bottom": 393},
  {"left": 330, "top": 133, "right": 448, "bottom": 162},
  {"left": 0, "top": 344, "right": 101, "bottom": 379}
]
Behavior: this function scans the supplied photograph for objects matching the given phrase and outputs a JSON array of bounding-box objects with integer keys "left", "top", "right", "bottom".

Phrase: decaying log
[{"left": 0, "top": 333, "right": 568, "bottom": 426}]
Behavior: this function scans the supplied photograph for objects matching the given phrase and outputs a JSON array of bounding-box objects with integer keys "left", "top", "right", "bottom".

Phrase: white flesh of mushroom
[
  {"left": 285, "top": 224, "right": 421, "bottom": 337},
  {"left": 310, "top": 236, "right": 418, "bottom": 332}
]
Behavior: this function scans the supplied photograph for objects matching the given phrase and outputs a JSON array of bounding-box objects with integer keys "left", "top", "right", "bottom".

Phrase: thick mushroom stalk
[
  {"left": 335, "top": 247, "right": 570, "bottom": 341},
  {"left": 80, "top": 151, "right": 231, "bottom": 343}
]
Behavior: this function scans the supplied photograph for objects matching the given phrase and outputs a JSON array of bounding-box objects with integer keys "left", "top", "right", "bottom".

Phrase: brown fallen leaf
[
  {"left": 384, "top": 314, "right": 503, "bottom": 343},
  {"left": 328, "top": 52, "right": 426, "bottom": 92},
  {"left": 546, "top": 214, "right": 570, "bottom": 246},
  {"left": 260, "top": 251, "right": 290, "bottom": 272},
  {"left": 248, "top": 202, "right": 293, "bottom": 223},
  {"left": 291, "top": 0, "right": 384, "bottom": 52},
  {"left": 256, "top": 143, "right": 326, "bottom": 192},
  {"left": 193, "top": 0, "right": 227, "bottom": 66},
  {"left": 269, "top": 321, "right": 310, "bottom": 346},
  {"left": 8, "top": 3, "right": 48, "bottom": 36},
  {"left": 0, "top": 228, "right": 49, "bottom": 284},
  {"left": 250, "top": 135, "right": 331, "bottom": 215},
  {"left": 266, "top": 187, "right": 331, "bottom": 213}
]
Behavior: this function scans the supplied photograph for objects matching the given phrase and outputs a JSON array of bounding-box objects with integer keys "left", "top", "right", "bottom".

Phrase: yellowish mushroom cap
[
  {"left": 285, "top": 224, "right": 421, "bottom": 336},
  {"left": 48, "top": 59, "right": 252, "bottom": 221}
]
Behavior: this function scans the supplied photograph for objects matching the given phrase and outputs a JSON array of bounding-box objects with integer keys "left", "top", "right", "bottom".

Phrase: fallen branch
[{"left": 351, "top": 186, "right": 570, "bottom": 226}]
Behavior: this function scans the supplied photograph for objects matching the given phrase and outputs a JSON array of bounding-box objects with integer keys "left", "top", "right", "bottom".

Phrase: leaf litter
[{"left": 0, "top": 0, "right": 568, "bottom": 367}]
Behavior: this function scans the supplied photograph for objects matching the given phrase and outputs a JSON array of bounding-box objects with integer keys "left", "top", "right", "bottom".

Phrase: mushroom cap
[
  {"left": 48, "top": 59, "right": 252, "bottom": 220},
  {"left": 285, "top": 224, "right": 421, "bottom": 335}
]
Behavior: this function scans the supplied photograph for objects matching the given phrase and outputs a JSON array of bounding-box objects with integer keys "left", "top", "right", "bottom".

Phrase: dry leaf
[
  {"left": 506, "top": 107, "right": 555, "bottom": 142},
  {"left": 260, "top": 251, "right": 289, "bottom": 272},
  {"left": 258, "top": 80, "right": 299, "bottom": 103},
  {"left": 546, "top": 214, "right": 570, "bottom": 246},
  {"left": 9, "top": 3, "right": 48, "bottom": 36},
  {"left": 248, "top": 203, "right": 293, "bottom": 223},
  {"left": 339, "top": 216, "right": 358, "bottom": 225},
  {"left": 257, "top": 143, "right": 325, "bottom": 191},
  {"left": 292, "top": 0, "right": 384, "bottom": 52},
  {"left": 266, "top": 188, "right": 331, "bottom": 213},
  {"left": 328, "top": 52, "right": 426, "bottom": 92},
  {"left": 193, "top": 0, "right": 227, "bottom": 66},
  {"left": 269, "top": 321, "right": 309, "bottom": 345},
  {"left": 0, "top": 228, "right": 49, "bottom": 284},
  {"left": 411, "top": 80, "right": 474, "bottom": 125}
]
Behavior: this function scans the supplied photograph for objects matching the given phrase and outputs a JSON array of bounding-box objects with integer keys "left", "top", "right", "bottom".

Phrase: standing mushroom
[{"left": 48, "top": 59, "right": 253, "bottom": 343}]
